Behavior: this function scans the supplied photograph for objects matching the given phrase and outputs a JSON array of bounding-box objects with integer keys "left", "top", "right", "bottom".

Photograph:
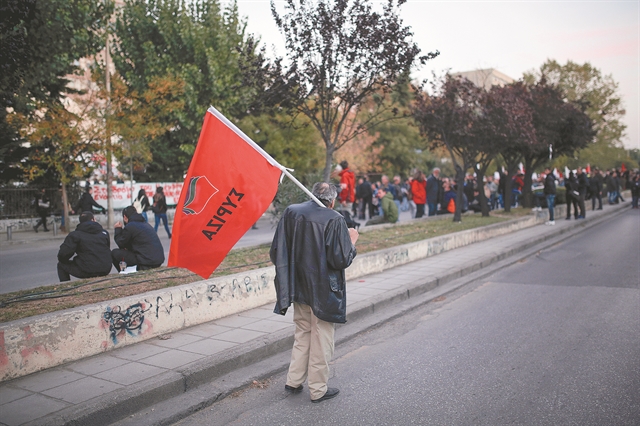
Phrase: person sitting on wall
[
  {"left": 365, "top": 187, "right": 399, "bottom": 226},
  {"left": 111, "top": 206, "right": 165, "bottom": 271},
  {"left": 57, "top": 211, "right": 112, "bottom": 282}
]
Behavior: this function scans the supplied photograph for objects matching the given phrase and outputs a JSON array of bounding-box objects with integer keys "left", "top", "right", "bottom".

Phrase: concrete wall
[{"left": 0, "top": 211, "right": 555, "bottom": 382}]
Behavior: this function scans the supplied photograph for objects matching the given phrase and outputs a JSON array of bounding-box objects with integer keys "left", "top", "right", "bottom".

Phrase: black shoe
[
  {"left": 33, "top": 225, "right": 38, "bottom": 233},
  {"left": 565, "top": 217, "right": 571, "bottom": 220},
  {"left": 43, "top": 228, "right": 50, "bottom": 232},
  {"left": 285, "top": 384, "right": 303, "bottom": 394},
  {"left": 312, "top": 388, "right": 339, "bottom": 403}
]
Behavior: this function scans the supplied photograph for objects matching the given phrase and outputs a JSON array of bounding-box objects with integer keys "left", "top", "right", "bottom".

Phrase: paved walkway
[{"left": 0, "top": 202, "right": 632, "bottom": 426}]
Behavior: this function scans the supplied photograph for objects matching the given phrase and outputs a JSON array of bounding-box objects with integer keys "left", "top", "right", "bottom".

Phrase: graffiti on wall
[
  {"left": 384, "top": 249, "right": 409, "bottom": 266},
  {"left": 207, "top": 272, "right": 271, "bottom": 304},
  {"left": 102, "top": 303, "right": 152, "bottom": 345}
]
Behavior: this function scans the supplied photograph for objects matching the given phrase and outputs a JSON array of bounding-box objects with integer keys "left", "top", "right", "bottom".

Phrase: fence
[
  {"left": 0, "top": 183, "right": 182, "bottom": 219},
  {"left": 0, "top": 188, "right": 83, "bottom": 220}
]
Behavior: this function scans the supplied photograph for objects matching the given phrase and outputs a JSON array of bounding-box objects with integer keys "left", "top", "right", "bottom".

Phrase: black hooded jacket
[
  {"left": 114, "top": 213, "right": 165, "bottom": 267},
  {"left": 270, "top": 200, "right": 357, "bottom": 323},
  {"left": 544, "top": 173, "right": 556, "bottom": 195},
  {"left": 58, "top": 221, "right": 112, "bottom": 275}
]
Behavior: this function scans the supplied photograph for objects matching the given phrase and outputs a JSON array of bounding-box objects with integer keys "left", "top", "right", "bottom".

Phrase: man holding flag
[
  {"left": 270, "top": 182, "right": 359, "bottom": 403},
  {"left": 169, "top": 107, "right": 359, "bottom": 403}
]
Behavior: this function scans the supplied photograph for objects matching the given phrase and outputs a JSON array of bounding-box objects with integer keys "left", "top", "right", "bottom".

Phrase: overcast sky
[{"left": 230, "top": 0, "right": 639, "bottom": 150}]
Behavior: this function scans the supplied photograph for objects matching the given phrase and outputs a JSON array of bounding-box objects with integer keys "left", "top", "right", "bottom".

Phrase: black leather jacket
[{"left": 270, "top": 200, "right": 357, "bottom": 323}]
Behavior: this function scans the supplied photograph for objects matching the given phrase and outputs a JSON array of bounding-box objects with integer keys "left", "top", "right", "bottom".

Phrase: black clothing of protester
[
  {"left": 136, "top": 192, "right": 151, "bottom": 212},
  {"left": 153, "top": 192, "right": 168, "bottom": 213},
  {"left": 576, "top": 172, "right": 588, "bottom": 217},
  {"left": 463, "top": 180, "right": 475, "bottom": 205},
  {"left": 57, "top": 221, "right": 112, "bottom": 281},
  {"left": 270, "top": 200, "right": 357, "bottom": 323},
  {"left": 111, "top": 212, "right": 164, "bottom": 270},
  {"left": 356, "top": 179, "right": 374, "bottom": 220},
  {"left": 589, "top": 173, "right": 603, "bottom": 210},
  {"left": 75, "top": 191, "right": 105, "bottom": 214},
  {"left": 544, "top": 173, "right": 556, "bottom": 195},
  {"left": 565, "top": 174, "right": 579, "bottom": 219},
  {"left": 33, "top": 192, "right": 50, "bottom": 232},
  {"left": 426, "top": 174, "right": 440, "bottom": 206}
]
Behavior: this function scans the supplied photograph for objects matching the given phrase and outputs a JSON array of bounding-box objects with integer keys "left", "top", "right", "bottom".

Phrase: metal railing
[{"left": 0, "top": 187, "right": 83, "bottom": 219}]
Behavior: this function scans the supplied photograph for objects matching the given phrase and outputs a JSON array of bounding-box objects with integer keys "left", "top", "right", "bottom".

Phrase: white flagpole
[{"left": 207, "top": 106, "right": 326, "bottom": 208}]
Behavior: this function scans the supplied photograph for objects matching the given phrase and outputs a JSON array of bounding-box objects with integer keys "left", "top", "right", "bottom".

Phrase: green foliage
[
  {"left": 112, "top": 0, "right": 266, "bottom": 180},
  {"left": 0, "top": 0, "right": 113, "bottom": 184},
  {"left": 237, "top": 114, "right": 324, "bottom": 176},
  {"left": 270, "top": 0, "right": 438, "bottom": 181},
  {"left": 371, "top": 116, "right": 435, "bottom": 178},
  {"left": 270, "top": 171, "right": 324, "bottom": 221},
  {"left": 525, "top": 60, "right": 632, "bottom": 170},
  {"left": 9, "top": 102, "right": 97, "bottom": 185}
]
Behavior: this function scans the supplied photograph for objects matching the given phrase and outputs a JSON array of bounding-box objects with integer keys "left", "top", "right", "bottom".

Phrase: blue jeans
[
  {"left": 154, "top": 213, "right": 171, "bottom": 237},
  {"left": 546, "top": 194, "right": 555, "bottom": 221},
  {"left": 427, "top": 202, "right": 437, "bottom": 216}
]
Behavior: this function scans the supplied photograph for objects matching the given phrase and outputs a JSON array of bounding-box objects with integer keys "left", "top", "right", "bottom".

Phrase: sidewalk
[{"left": 0, "top": 202, "right": 632, "bottom": 426}]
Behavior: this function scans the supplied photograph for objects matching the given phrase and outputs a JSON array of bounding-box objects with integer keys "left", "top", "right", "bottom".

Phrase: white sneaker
[{"left": 545, "top": 220, "right": 555, "bottom": 225}]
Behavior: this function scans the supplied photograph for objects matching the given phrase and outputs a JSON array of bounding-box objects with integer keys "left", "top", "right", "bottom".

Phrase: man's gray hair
[{"left": 312, "top": 182, "right": 337, "bottom": 206}]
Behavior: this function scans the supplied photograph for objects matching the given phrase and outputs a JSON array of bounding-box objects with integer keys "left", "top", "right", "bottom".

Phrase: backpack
[{"left": 133, "top": 198, "right": 143, "bottom": 214}]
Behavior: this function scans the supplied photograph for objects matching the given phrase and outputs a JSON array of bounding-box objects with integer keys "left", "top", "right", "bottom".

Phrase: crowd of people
[
  {"left": 45, "top": 163, "right": 638, "bottom": 282},
  {"left": 332, "top": 161, "right": 639, "bottom": 227}
]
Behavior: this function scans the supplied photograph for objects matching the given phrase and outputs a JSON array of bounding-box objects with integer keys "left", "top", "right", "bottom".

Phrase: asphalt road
[
  {"left": 173, "top": 209, "right": 640, "bottom": 426},
  {"left": 0, "top": 209, "right": 414, "bottom": 294}
]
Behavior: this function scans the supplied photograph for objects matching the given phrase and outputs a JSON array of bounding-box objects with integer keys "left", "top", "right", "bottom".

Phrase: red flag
[
  {"left": 168, "top": 107, "right": 283, "bottom": 278},
  {"left": 621, "top": 163, "right": 627, "bottom": 172}
]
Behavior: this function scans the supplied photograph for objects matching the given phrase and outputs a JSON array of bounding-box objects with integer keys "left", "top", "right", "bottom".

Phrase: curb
[{"left": 33, "top": 202, "right": 631, "bottom": 426}]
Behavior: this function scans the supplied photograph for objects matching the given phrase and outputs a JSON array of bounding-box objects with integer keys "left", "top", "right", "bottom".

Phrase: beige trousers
[{"left": 286, "top": 302, "right": 336, "bottom": 400}]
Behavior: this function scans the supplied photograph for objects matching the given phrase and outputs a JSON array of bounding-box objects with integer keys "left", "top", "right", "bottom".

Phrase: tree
[
  {"left": 269, "top": 0, "right": 439, "bottom": 182},
  {"left": 413, "top": 75, "right": 488, "bottom": 221},
  {"left": 9, "top": 100, "right": 102, "bottom": 231},
  {"left": 0, "top": 0, "right": 112, "bottom": 184},
  {"left": 520, "top": 79, "right": 593, "bottom": 207},
  {"left": 487, "top": 83, "right": 536, "bottom": 213},
  {"left": 112, "top": 0, "right": 266, "bottom": 180},
  {"left": 104, "top": 72, "right": 186, "bottom": 183},
  {"left": 237, "top": 113, "right": 324, "bottom": 176},
  {"left": 524, "top": 60, "right": 626, "bottom": 169},
  {"left": 368, "top": 80, "right": 435, "bottom": 178}
]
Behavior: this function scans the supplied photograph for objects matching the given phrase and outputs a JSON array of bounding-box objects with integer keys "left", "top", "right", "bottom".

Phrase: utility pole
[{"left": 105, "top": 26, "right": 114, "bottom": 228}]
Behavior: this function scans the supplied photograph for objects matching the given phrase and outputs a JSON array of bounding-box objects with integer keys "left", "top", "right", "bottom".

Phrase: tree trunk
[
  {"left": 522, "top": 157, "right": 534, "bottom": 208},
  {"left": 62, "top": 184, "right": 70, "bottom": 234},
  {"left": 322, "top": 144, "right": 334, "bottom": 183},
  {"left": 503, "top": 170, "right": 513, "bottom": 213},
  {"left": 453, "top": 164, "right": 464, "bottom": 222}
]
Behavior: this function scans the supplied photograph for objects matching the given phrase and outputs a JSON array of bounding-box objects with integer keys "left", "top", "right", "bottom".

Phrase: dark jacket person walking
[
  {"left": 270, "top": 182, "right": 359, "bottom": 403},
  {"left": 74, "top": 186, "right": 106, "bottom": 215},
  {"left": 57, "top": 212, "right": 112, "bottom": 281}
]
